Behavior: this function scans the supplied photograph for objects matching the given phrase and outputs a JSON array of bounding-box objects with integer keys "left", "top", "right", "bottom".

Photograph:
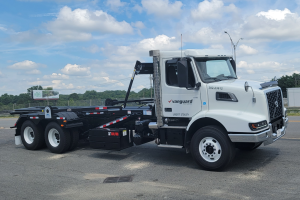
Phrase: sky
[{"left": 0, "top": 0, "right": 300, "bottom": 95}]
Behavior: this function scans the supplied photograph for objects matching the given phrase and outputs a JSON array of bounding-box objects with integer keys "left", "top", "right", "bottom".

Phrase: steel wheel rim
[
  {"left": 48, "top": 128, "right": 60, "bottom": 147},
  {"left": 24, "top": 127, "right": 35, "bottom": 144},
  {"left": 199, "top": 137, "right": 222, "bottom": 162}
]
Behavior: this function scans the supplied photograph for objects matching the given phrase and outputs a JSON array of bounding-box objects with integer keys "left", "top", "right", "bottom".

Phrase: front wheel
[
  {"left": 45, "top": 122, "right": 71, "bottom": 154},
  {"left": 190, "top": 126, "right": 236, "bottom": 171}
]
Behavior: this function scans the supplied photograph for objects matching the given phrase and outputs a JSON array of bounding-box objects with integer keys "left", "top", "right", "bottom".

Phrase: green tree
[
  {"left": 83, "top": 90, "right": 98, "bottom": 99},
  {"left": 17, "top": 93, "right": 31, "bottom": 104},
  {"left": 0, "top": 94, "right": 11, "bottom": 105},
  {"left": 69, "top": 93, "right": 79, "bottom": 100},
  {"left": 277, "top": 73, "right": 300, "bottom": 97},
  {"left": 27, "top": 85, "right": 43, "bottom": 94}
]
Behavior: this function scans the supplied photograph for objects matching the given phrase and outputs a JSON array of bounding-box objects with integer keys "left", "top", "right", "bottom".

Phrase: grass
[
  {"left": 0, "top": 115, "right": 19, "bottom": 118},
  {"left": 287, "top": 113, "right": 300, "bottom": 116}
]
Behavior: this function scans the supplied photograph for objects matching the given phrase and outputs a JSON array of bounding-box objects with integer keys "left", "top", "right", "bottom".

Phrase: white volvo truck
[{"left": 11, "top": 49, "right": 288, "bottom": 171}]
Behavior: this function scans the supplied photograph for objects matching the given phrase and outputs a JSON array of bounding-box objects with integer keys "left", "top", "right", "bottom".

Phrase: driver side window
[{"left": 165, "top": 59, "right": 195, "bottom": 87}]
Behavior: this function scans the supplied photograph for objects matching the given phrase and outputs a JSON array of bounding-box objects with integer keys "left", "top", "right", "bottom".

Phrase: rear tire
[
  {"left": 69, "top": 129, "right": 79, "bottom": 151},
  {"left": 45, "top": 122, "right": 71, "bottom": 154},
  {"left": 236, "top": 142, "right": 262, "bottom": 151},
  {"left": 20, "top": 120, "right": 45, "bottom": 150},
  {"left": 190, "top": 126, "right": 236, "bottom": 171}
]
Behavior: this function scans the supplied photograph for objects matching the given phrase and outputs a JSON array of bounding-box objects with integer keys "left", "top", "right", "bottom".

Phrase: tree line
[{"left": 0, "top": 86, "right": 153, "bottom": 106}]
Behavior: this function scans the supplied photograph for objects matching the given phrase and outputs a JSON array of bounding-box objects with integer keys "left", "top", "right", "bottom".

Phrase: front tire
[
  {"left": 45, "top": 122, "right": 71, "bottom": 154},
  {"left": 190, "top": 126, "right": 236, "bottom": 171}
]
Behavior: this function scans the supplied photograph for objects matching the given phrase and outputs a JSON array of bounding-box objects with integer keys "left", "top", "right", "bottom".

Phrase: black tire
[
  {"left": 20, "top": 120, "right": 45, "bottom": 150},
  {"left": 45, "top": 122, "right": 71, "bottom": 154},
  {"left": 190, "top": 126, "right": 236, "bottom": 171},
  {"left": 69, "top": 128, "right": 79, "bottom": 151},
  {"left": 235, "top": 142, "right": 263, "bottom": 151}
]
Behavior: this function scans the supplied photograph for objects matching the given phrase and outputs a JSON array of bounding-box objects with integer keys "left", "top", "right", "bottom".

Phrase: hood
[{"left": 207, "top": 79, "right": 268, "bottom": 92}]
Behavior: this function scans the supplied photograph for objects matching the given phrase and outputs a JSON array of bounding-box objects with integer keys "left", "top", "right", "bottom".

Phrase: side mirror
[
  {"left": 177, "top": 60, "right": 188, "bottom": 88},
  {"left": 245, "top": 81, "right": 249, "bottom": 92},
  {"left": 230, "top": 59, "right": 236, "bottom": 74}
]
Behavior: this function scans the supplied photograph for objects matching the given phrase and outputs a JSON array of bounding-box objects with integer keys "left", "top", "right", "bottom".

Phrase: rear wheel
[
  {"left": 190, "top": 126, "right": 236, "bottom": 171},
  {"left": 45, "top": 122, "right": 71, "bottom": 154},
  {"left": 236, "top": 142, "right": 263, "bottom": 151},
  {"left": 20, "top": 120, "right": 45, "bottom": 150}
]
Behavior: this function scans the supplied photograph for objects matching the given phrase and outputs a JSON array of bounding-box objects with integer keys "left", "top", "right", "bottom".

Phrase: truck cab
[{"left": 149, "top": 49, "right": 288, "bottom": 170}]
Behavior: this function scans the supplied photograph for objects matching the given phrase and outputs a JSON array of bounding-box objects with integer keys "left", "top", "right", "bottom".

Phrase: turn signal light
[
  {"left": 249, "top": 120, "right": 268, "bottom": 131},
  {"left": 61, "top": 124, "right": 64, "bottom": 127}
]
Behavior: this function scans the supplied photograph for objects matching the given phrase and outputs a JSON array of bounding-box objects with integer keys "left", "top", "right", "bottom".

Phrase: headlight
[{"left": 249, "top": 120, "right": 268, "bottom": 131}]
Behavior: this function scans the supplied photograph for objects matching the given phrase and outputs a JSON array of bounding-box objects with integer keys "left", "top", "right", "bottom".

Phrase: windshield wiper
[
  {"left": 205, "top": 77, "right": 223, "bottom": 81},
  {"left": 224, "top": 75, "right": 237, "bottom": 79}
]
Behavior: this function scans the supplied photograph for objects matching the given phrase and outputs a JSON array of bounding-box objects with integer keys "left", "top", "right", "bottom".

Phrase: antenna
[{"left": 181, "top": 34, "right": 182, "bottom": 59}]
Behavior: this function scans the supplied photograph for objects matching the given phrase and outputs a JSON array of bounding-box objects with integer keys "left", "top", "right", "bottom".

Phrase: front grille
[{"left": 266, "top": 89, "right": 283, "bottom": 121}]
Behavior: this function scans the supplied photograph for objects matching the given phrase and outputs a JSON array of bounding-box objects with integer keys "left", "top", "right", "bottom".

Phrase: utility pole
[{"left": 224, "top": 31, "right": 243, "bottom": 64}]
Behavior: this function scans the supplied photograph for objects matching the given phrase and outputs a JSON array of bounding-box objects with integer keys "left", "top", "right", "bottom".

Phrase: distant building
[{"left": 287, "top": 88, "right": 300, "bottom": 107}]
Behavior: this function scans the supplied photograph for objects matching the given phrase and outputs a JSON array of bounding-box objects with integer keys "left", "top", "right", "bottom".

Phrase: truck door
[{"left": 161, "top": 58, "right": 201, "bottom": 118}]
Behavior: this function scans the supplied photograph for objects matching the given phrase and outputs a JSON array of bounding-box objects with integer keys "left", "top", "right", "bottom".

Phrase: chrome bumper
[{"left": 228, "top": 117, "right": 288, "bottom": 146}]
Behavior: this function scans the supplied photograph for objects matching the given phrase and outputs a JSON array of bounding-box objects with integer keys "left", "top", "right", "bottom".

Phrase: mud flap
[{"left": 15, "top": 136, "right": 22, "bottom": 145}]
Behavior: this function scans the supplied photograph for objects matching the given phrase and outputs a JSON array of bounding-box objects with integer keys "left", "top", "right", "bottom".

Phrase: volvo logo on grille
[{"left": 274, "top": 101, "right": 279, "bottom": 107}]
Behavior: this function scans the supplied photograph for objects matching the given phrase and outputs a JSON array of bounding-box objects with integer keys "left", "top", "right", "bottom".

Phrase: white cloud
[
  {"left": 83, "top": 44, "right": 100, "bottom": 53},
  {"left": 239, "top": 45, "right": 258, "bottom": 55},
  {"left": 46, "top": 6, "right": 133, "bottom": 40},
  {"left": 242, "top": 8, "right": 300, "bottom": 41},
  {"left": 43, "top": 73, "right": 69, "bottom": 80},
  {"left": 107, "top": 0, "right": 126, "bottom": 11},
  {"left": 13, "top": 6, "right": 134, "bottom": 43},
  {"left": 92, "top": 76, "right": 124, "bottom": 87},
  {"left": 49, "top": 80, "right": 74, "bottom": 90},
  {"left": 141, "top": 0, "right": 182, "bottom": 18},
  {"left": 237, "top": 61, "right": 292, "bottom": 74},
  {"left": 131, "top": 21, "right": 145, "bottom": 29},
  {"left": 26, "top": 69, "right": 41, "bottom": 74},
  {"left": 191, "top": 0, "right": 237, "bottom": 21},
  {"left": 0, "top": 71, "right": 3, "bottom": 78},
  {"left": 104, "top": 34, "right": 180, "bottom": 58},
  {"left": 19, "top": 0, "right": 88, "bottom": 2},
  {"left": 210, "top": 44, "right": 224, "bottom": 49},
  {"left": 133, "top": 4, "right": 143, "bottom": 13},
  {"left": 256, "top": 8, "right": 293, "bottom": 21},
  {"left": 0, "top": 26, "right": 7, "bottom": 31},
  {"left": 8, "top": 60, "right": 44, "bottom": 70},
  {"left": 61, "top": 64, "right": 91, "bottom": 76},
  {"left": 98, "top": 34, "right": 180, "bottom": 72},
  {"left": 185, "top": 27, "right": 225, "bottom": 44}
]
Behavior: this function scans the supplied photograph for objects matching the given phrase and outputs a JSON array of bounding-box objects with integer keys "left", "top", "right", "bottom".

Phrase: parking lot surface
[{"left": 0, "top": 117, "right": 300, "bottom": 200}]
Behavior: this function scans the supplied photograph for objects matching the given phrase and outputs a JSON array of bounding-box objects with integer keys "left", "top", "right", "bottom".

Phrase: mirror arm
[{"left": 186, "top": 82, "right": 201, "bottom": 90}]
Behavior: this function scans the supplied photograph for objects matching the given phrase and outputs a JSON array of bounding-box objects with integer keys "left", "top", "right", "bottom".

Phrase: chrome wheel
[
  {"left": 24, "top": 127, "right": 35, "bottom": 144},
  {"left": 48, "top": 128, "right": 60, "bottom": 147},
  {"left": 199, "top": 137, "right": 222, "bottom": 162}
]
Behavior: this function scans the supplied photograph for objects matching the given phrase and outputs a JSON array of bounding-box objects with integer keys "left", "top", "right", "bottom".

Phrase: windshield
[{"left": 194, "top": 57, "right": 237, "bottom": 83}]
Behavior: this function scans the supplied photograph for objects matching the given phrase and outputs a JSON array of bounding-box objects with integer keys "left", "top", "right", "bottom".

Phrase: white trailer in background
[{"left": 287, "top": 88, "right": 300, "bottom": 107}]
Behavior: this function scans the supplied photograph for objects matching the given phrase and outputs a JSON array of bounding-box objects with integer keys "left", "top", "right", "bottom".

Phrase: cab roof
[{"left": 155, "top": 49, "right": 233, "bottom": 58}]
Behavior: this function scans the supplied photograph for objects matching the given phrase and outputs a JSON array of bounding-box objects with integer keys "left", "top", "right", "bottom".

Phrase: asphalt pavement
[{"left": 0, "top": 117, "right": 300, "bottom": 200}]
